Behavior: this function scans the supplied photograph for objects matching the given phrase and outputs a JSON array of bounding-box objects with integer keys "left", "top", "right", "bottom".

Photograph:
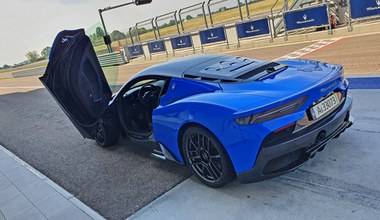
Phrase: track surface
[
  {"left": 0, "top": 33, "right": 379, "bottom": 219},
  {"left": 302, "top": 34, "right": 380, "bottom": 74},
  {"left": 0, "top": 89, "right": 190, "bottom": 220}
]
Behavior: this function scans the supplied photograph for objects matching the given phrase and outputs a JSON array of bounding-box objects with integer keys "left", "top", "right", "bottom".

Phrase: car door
[
  {"left": 40, "top": 29, "right": 114, "bottom": 139},
  {"left": 115, "top": 76, "right": 170, "bottom": 140}
]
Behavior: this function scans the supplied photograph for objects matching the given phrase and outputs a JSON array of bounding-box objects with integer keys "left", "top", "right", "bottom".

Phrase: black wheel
[
  {"left": 182, "top": 126, "right": 235, "bottom": 188},
  {"left": 95, "top": 122, "right": 119, "bottom": 148}
]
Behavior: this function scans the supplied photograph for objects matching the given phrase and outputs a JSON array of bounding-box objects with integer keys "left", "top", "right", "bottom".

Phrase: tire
[
  {"left": 95, "top": 122, "right": 119, "bottom": 148},
  {"left": 181, "top": 126, "right": 235, "bottom": 188}
]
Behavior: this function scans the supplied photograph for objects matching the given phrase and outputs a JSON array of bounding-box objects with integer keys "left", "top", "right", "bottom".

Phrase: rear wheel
[
  {"left": 95, "top": 122, "right": 119, "bottom": 148},
  {"left": 182, "top": 126, "right": 234, "bottom": 188}
]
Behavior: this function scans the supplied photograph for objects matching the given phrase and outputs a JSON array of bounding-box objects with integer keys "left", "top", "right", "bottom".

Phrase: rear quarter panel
[{"left": 153, "top": 78, "right": 269, "bottom": 172}]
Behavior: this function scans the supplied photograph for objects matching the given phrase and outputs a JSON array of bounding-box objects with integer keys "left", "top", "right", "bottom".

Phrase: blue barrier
[
  {"left": 284, "top": 5, "right": 329, "bottom": 32},
  {"left": 127, "top": 44, "right": 144, "bottom": 57},
  {"left": 350, "top": 0, "right": 380, "bottom": 20},
  {"left": 170, "top": 35, "right": 193, "bottom": 50},
  {"left": 236, "top": 18, "right": 270, "bottom": 39},
  {"left": 199, "top": 26, "right": 227, "bottom": 45},
  {"left": 147, "top": 40, "right": 167, "bottom": 54}
]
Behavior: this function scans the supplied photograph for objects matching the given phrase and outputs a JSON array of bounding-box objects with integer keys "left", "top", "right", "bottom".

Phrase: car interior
[{"left": 119, "top": 78, "right": 169, "bottom": 136}]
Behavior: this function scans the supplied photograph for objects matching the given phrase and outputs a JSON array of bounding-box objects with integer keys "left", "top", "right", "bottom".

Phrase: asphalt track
[
  {"left": 0, "top": 32, "right": 379, "bottom": 219},
  {"left": 0, "top": 88, "right": 190, "bottom": 220}
]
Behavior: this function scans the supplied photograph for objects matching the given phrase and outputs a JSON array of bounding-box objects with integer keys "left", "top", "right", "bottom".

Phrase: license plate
[{"left": 311, "top": 93, "right": 340, "bottom": 120}]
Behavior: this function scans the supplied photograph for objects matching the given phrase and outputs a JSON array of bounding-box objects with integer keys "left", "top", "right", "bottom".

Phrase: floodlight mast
[{"left": 98, "top": 0, "right": 153, "bottom": 53}]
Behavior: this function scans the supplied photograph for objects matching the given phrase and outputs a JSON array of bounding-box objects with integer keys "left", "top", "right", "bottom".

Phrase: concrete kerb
[{"left": 0, "top": 144, "right": 106, "bottom": 220}]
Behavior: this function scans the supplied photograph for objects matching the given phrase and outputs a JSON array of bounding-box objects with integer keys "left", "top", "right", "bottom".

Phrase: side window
[{"left": 124, "top": 78, "right": 167, "bottom": 96}]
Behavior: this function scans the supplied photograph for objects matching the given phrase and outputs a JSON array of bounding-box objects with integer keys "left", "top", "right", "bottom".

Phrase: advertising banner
[
  {"left": 147, "top": 40, "right": 166, "bottom": 54},
  {"left": 284, "top": 5, "right": 329, "bottom": 31},
  {"left": 350, "top": 0, "right": 380, "bottom": 19},
  {"left": 170, "top": 35, "right": 193, "bottom": 50},
  {"left": 236, "top": 18, "right": 270, "bottom": 39},
  {"left": 199, "top": 26, "right": 226, "bottom": 45},
  {"left": 127, "top": 44, "right": 144, "bottom": 57}
]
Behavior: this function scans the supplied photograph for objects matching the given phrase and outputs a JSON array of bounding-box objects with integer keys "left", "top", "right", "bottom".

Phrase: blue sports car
[{"left": 40, "top": 29, "right": 353, "bottom": 187}]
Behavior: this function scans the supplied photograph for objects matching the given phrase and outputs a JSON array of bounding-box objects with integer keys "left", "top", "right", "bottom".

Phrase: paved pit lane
[
  {"left": 302, "top": 34, "right": 380, "bottom": 75},
  {"left": 0, "top": 89, "right": 190, "bottom": 220}
]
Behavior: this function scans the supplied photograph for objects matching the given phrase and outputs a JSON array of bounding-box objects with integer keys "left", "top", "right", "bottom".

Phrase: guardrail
[
  {"left": 97, "top": 52, "right": 127, "bottom": 67},
  {"left": 178, "top": 2, "right": 209, "bottom": 33},
  {"left": 155, "top": 11, "right": 180, "bottom": 38}
]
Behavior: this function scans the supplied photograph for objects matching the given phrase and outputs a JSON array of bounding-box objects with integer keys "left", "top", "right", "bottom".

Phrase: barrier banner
[
  {"left": 147, "top": 40, "right": 166, "bottom": 54},
  {"left": 170, "top": 35, "right": 193, "bottom": 50},
  {"left": 127, "top": 44, "right": 144, "bottom": 57},
  {"left": 284, "top": 5, "right": 329, "bottom": 31},
  {"left": 199, "top": 26, "right": 226, "bottom": 45},
  {"left": 350, "top": 0, "right": 380, "bottom": 19},
  {"left": 236, "top": 18, "right": 270, "bottom": 39}
]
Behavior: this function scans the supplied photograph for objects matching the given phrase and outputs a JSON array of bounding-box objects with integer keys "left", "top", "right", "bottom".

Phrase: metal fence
[{"left": 98, "top": 0, "right": 380, "bottom": 61}]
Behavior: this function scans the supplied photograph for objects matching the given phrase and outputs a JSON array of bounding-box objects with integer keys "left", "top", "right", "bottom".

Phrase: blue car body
[
  {"left": 147, "top": 56, "right": 350, "bottom": 174},
  {"left": 41, "top": 29, "right": 353, "bottom": 184}
]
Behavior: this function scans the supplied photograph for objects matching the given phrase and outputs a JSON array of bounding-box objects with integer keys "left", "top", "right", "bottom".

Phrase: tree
[
  {"left": 219, "top": 7, "right": 227, "bottom": 12},
  {"left": 137, "top": 27, "right": 148, "bottom": 35},
  {"left": 41, "top": 47, "right": 51, "bottom": 59},
  {"left": 25, "top": 50, "right": 40, "bottom": 63},
  {"left": 110, "top": 30, "right": 126, "bottom": 41},
  {"left": 2, "top": 64, "right": 10, "bottom": 69},
  {"left": 168, "top": 19, "right": 176, "bottom": 26},
  {"left": 95, "top": 27, "right": 105, "bottom": 38},
  {"left": 186, "top": 15, "right": 193, "bottom": 20}
]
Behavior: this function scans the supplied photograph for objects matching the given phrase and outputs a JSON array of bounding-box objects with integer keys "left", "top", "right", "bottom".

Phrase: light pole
[{"left": 98, "top": 0, "right": 153, "bottom": 53}]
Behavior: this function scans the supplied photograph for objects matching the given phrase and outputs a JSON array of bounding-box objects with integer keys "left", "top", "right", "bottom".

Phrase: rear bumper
[{"left": 237, "top": 94, "right": 353, "bottom": 184}]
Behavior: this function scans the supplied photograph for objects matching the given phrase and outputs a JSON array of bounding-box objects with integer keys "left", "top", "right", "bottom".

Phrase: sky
[{"left": 0, "top": 0, "right": 212, "bottom": 66}]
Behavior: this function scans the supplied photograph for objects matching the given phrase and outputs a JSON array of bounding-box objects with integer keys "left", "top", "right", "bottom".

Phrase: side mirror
[{"left": 135, "top": 0, "right": 152, "bottom": 6}]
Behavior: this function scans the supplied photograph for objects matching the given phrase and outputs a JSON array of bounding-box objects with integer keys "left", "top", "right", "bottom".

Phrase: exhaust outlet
[{"left": 316, "top": 130, "right": 326, "bottom": 143}]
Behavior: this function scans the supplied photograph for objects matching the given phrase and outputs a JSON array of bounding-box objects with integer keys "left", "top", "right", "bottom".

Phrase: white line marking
[{"left": 274, "top": 38, "right": 342, "bottom": 61}]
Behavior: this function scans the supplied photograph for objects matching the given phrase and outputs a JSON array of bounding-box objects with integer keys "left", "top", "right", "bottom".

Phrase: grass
[
  {"left": 0, "top": 60, "right": 48, "bottom": 74},
  {"left": 94, "top": 0, "right": 287, "bottom": 52}
]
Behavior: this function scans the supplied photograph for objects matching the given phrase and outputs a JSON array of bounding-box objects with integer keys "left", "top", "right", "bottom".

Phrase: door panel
[{"left": 40, "top": 29, "right": 113, "bottom": 139}]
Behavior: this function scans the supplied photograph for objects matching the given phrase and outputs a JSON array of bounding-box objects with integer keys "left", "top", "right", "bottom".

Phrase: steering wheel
[{"left": 137, "top": 84, "right": 161, "bottom": 107}]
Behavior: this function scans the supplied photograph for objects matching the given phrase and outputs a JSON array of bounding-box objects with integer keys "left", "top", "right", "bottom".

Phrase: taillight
[{"left": 235, "top": 96, "right": 308, "bottom": 125}]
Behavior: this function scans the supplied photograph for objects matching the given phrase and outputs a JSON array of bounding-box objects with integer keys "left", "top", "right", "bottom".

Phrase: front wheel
[
  {"left": 182, "top": 126, "right": 235, "bottom": 188},
  {"left": 95, "top": 122, "right": 119, "bottom": 148}
]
